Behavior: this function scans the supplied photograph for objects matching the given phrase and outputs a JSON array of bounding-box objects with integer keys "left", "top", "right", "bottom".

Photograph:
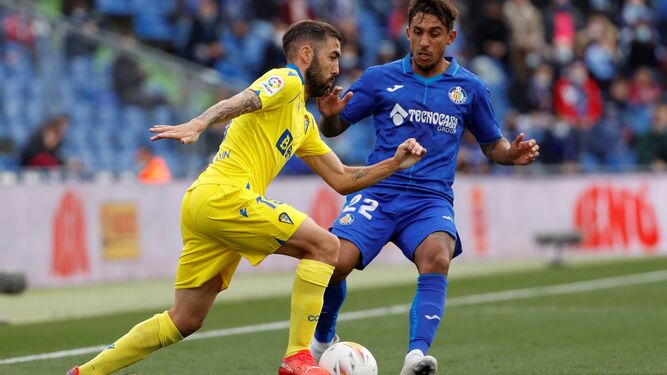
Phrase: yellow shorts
[{"left": 175, "top": 183, "right": 307, "bottom": 290}]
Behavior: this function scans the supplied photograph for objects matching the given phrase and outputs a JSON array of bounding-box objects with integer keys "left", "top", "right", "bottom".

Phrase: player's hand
[
  {"left": 507, "top": 133, "right": 539, "bottom": 165},
  {"left": 149, "top": 120, "right": 207, "bottom": 144},
  {"left": 316, "top": 86, "right": 353, "bottom": 118},
  {"left": 393, "top": 138, "right": 427, "bottom": 170}
]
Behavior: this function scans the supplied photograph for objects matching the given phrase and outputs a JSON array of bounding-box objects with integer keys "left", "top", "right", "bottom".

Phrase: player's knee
[
  {"left": 170, "top": 310, "right": 205, "bottom": 337},
  {"left": 179, "top": 315, "right": 205, "bottom": 337},
  {"left": 416, "top": 247, "right": 451, "bottom": 274},
  {"left": 430, "top": 252, "right": 451, "bottom": 274},
  {"left": 307, "top": 230, "right": 339, "bottom": 265}
]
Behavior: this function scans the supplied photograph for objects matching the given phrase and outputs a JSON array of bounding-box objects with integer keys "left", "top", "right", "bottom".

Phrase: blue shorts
[{"left": 331, "top": 187, "right": 463, "bottom": 270}]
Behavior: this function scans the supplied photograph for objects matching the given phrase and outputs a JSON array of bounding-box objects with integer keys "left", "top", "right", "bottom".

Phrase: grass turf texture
[{"left": 1, "top": 256, "right": 666, "bottom": 374}]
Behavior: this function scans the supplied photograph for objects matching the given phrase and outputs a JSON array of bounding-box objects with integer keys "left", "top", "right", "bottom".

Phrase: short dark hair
[
  {"left": 408, "top": 0, "right": 458, "bottom": 32},
  {"left": 282, "top": 20, "right": 343, "bottom": 61}
]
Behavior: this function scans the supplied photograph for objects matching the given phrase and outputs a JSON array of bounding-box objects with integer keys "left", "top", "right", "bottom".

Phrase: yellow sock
[
  {"left": 78, "top": 311, "right": 183, "bottom": 375},
  {"left": 285, "top": 259, "right": 335, "bottom": 357}
]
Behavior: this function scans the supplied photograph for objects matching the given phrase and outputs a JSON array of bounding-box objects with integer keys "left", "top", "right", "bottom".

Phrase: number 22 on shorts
[{"left": 342, "top": 194, "right": 378, "bottom": 220}]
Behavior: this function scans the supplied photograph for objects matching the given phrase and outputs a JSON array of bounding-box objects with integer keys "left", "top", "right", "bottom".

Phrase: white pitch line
[{"left": 2, "top": 269, "right": 666, "bottom": 366}]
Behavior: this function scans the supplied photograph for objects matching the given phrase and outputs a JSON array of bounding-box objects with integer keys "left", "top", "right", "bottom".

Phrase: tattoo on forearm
[
  {"left": 351, "top": 167, "right": 371, "bottom": 180},
  {"left": 196, "top": 89, "right": 262, "bottom": 126}
]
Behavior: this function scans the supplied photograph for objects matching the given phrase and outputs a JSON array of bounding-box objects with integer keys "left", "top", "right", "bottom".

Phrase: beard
[{"left": 305, "top": 58, "right": 334, "bottom": 97}]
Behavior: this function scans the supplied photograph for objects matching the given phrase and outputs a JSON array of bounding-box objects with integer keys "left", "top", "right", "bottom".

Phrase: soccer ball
[{"left": 318, "top": 341, "right": 378, "bottom": 375}]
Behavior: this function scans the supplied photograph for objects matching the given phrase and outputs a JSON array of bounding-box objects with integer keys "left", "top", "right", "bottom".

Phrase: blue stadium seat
[
  {"left": 116, "top": 147, "right": 138, "bottom": 173},
  {"left": 8, "top": 123, "right": 29, "bottom": 149},
  {"left": 134, "top": 14, "right": 175, "bottom": 41},
  {"left": 95, "top": 0, "right": 134, "bottom": 15}
]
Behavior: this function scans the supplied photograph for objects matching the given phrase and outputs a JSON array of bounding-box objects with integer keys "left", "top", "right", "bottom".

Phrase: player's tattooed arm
[
  {"left": 351, "top": 167, "right": 371, "bottom": 180},
  {"left": 195, "top": 89, "right": 262, "bottom": 126},
  {"left": 150, "top": 89, "right": 261, "bottom": 144},
  {"left": 302, "top": 138, "right": 426, "bottom": 195}
]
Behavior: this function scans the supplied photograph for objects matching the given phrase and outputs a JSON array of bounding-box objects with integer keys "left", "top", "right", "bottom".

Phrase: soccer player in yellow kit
[{"left": 67, "top": 20, "right": 426, "bottom": 375}]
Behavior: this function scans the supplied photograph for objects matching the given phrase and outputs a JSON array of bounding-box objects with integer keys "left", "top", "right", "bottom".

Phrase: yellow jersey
[{"left": 191, "top": 65, "right": 332, "bottom": 195}]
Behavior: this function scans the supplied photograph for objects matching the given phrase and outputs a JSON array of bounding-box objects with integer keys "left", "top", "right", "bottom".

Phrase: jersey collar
[
  {"left": 286, "top": 64, "right": 304, "bottom": 84},
  {"left": 401, "top": 54, "right": 459, "bottom": 78}
]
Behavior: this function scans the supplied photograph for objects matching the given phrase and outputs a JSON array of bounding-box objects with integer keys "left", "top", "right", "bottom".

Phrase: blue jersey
[{"left": 341, "top": 54, "right": 503, "bottom": 202}]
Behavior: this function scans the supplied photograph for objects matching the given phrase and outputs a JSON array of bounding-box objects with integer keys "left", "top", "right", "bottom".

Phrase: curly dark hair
[{"left": 408, "top": 0, "right": 459, "bottom": 32}]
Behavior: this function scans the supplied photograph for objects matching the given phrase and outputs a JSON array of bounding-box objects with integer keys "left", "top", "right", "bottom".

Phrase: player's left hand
[
  {"left": 393, "top": 138, "right": 427, "bottom": 170},
  {"left": 149, "top": 120, "right": 207, "bottom": 144},
  {"left": 316, "top": 86, "right": 353, "bottom": 118},
  {"left": 508, "top": 133, "right": 540, "bottom": 165}
]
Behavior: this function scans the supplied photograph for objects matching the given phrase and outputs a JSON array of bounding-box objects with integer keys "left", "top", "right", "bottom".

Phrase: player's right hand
[
  {"left": 393, "top": 138, "right": 427, "bottom": 170},
  {"left": 316, "top": 86, "right": 353, "bottom": 118},
  {"left": 150, "top": 120, "right": 207, "bottom": 144}
]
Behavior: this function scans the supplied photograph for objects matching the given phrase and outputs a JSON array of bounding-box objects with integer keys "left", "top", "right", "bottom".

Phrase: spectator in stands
[
  {"left": 183, "top": 0, "right": 223, "bottom": 68},
  {"left": 502, "top": 0, "right": 545, "bottom": 81},
  {"left": 471, "top": 0, "right": 510, "bottom": 61},
  {"left": 596, "top": 77, "right": 636, "bottom": 170},
  {"left": 280, "top": 0, "right": 315, "bottom": 24},
  {"left": 63, "top": 0, "right": 98, "bottom": 60},
  {"left": 628, "top": 66, "right": 662, "bottom": 107},
  {"left": 527, "top": 63, "right": 555, "bottom": 113},
  {"left": 625, "top": 20, "right": 658, "bottom": 69},
  {"left": 634, "top": 103, "right": 667, "bottom": 171},
  {"left": 136, "top": 145, "right": 172, "bottom": 184},
  {"left": 543, "top": 0, "right": 582, "bottom": 66},
  {"left": 553, "top": 61, "right": 603, "bottom": 128},
  {"left": 580, "top": 14, "right": 620, "bottom": 91},
  {"left": 217, "top": 18, "right": 270, "bottom": 84},
  {"left": 112, "top": 30, "right": 167, "bottom": 109},
  {"left": 20, "top": 115, "right": 69, "bottom": 168}
]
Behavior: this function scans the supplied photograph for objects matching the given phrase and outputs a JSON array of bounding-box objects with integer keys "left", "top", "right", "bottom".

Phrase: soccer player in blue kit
[{"left": 310, "top": 1, "right": 540, "bottom": 374}]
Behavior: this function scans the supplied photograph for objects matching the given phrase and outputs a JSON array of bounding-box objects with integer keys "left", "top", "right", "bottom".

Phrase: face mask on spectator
[{"left": 636, "top": 25, "right": 652, "bottom": 43}]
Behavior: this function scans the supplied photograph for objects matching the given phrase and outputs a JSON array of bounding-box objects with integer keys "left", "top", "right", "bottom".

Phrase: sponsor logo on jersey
[
  {"left": 390, "top": 103, "right": 459, "bottom": 134},
  {"left": 278, "top": 212, "right": 294, "bottom": 225},
  {"left": 448, "top": 86, "right": 467, "bottom": 104},
  {"left": 339, "top": 213, "right": 354, "bottom": 225},
  {"left": 259, "top": 75, "right": 284, "bottom": 96},
  {"left": 275, "top": 129, "right": 294, "bottom": 158},
  {"left": 390, "top": 103, "right": 409, "bottom": 126},
  {"left": 387, "top": 84, "right": 404, "bottom": 92}
]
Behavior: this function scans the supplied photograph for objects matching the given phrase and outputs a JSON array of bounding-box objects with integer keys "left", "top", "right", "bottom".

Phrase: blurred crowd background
[{"left": 0, "top": 0, "right": 666, "bottom": 180}]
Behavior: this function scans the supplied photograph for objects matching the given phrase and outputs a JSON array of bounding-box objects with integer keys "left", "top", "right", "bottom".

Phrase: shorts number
[{"left": 342, "top": 194, "right": 378, "bottom": 220}]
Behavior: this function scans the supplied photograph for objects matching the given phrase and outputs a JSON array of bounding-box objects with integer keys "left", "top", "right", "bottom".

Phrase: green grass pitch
[{"left": 1, "top": 256, "right": 666, "bottom": 374}]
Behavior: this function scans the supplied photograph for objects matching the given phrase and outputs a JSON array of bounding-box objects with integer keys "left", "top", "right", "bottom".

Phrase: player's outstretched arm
[
  {"left": 149, "top": 89, "right": 262, "bottom": 144},
  {"left": 302, "top": 138, "right": 426, "bottom": 195},
  {"left": 481, "top": 133, "right": 540, "bottom": 166},
  {"left": 317, "top": 86, "right": 353, "bottom": 137}
]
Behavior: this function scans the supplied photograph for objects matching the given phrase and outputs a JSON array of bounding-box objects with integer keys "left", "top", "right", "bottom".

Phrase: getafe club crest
[
  {"left": 339, "top": 213, "right": 354, "bottom": 225},
  {"left": 448, "top": 86, "right": 467, "bottom": 104}
]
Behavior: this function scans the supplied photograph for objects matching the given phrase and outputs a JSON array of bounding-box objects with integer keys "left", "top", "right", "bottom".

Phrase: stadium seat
[{"left": 95, "top": 0, "right": 133, "bottom": 15}]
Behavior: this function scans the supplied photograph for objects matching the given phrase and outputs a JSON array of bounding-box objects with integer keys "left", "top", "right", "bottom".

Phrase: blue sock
[
  {"left": 314, "top": 280, "right": 347, "bottom": 343},
  {"left": 409, "top": 273, "right": 447, "bottom": 354}
]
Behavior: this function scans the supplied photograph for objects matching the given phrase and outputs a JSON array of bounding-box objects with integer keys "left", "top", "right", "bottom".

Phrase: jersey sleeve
[
  {"left": 248, "top": 69, "right": 302, "bottom": 112},
  {"left": 340, "top": 67, "right": 380, "bottom": 124},
  {"left": 467, "top": 82, "right": 503, "bottom": 145},
  {"left": 296, "top": 112, "right": 333, "bottom": 158}
]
